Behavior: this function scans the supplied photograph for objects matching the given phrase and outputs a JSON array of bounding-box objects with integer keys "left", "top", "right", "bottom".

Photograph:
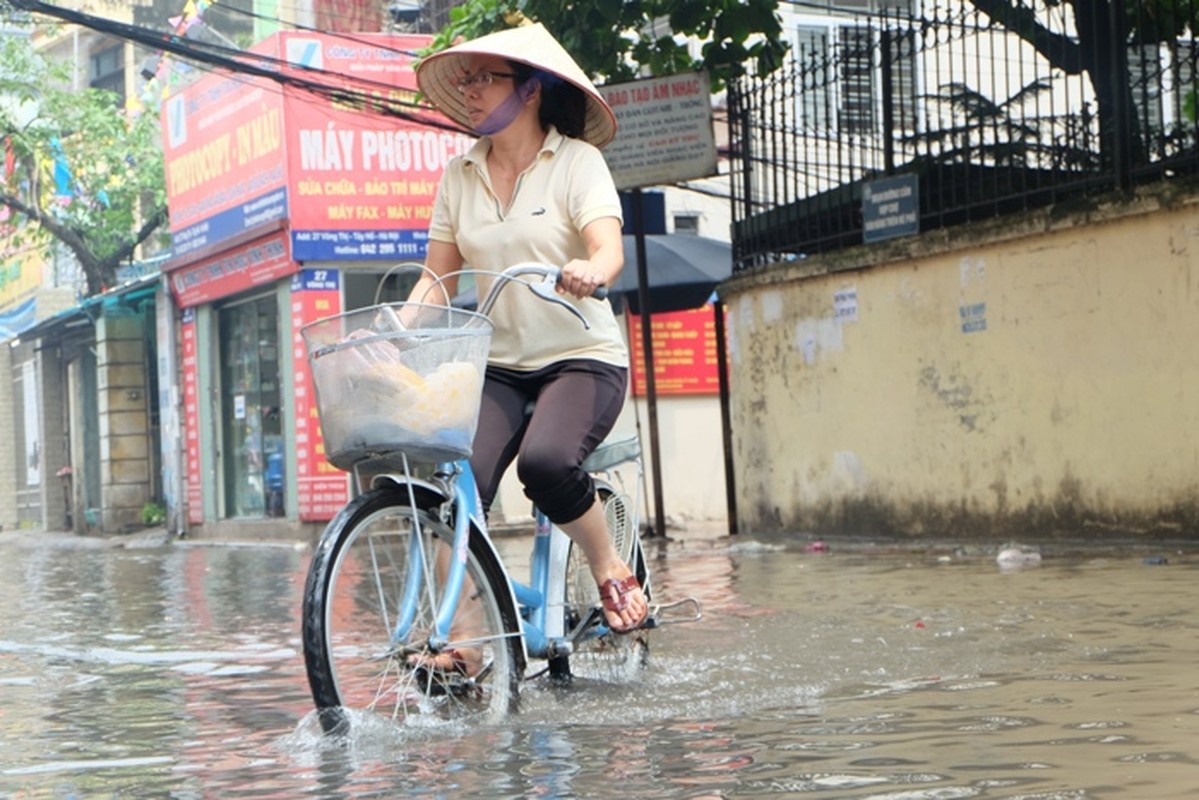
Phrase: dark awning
[{"left": 10, "top": 273, "right": 161, "bottom": 344}]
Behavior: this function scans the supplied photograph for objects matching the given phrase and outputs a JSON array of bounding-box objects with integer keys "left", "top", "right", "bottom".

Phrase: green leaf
[
  {"left": 669, "top": 0, "right": 711, "bottom": 35},
  {"left": 454, "top": 0, "right": 786, "bottom": 87}
]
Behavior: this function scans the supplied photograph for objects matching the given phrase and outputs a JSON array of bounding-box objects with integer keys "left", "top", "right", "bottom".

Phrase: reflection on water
[{"left": 0, "top": 530, "right": 1196, "bottom": 798}]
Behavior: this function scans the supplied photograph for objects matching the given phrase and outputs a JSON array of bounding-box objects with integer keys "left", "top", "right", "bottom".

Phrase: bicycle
[{"left": 299, "top": 262, "right": 700, "bottom": 733}]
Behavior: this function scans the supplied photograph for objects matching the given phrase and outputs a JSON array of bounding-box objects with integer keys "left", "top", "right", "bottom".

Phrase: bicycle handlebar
[
  {"left": 381, "top": 261, "right": 609, "bottom": 331},
  {"left": 470, "top": 262, "right": 608, "bottom": 330}
]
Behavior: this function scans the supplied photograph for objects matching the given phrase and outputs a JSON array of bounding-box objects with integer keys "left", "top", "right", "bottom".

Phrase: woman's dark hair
[{"left": 507, "top": 60, "right": 588, "bottom": 140}]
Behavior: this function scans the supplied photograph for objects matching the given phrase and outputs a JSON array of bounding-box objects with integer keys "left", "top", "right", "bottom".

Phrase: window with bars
[
  {"left": 839, "top": 26, "right": 875, "bottom": 134},
  {"left": 793, "top": 21, "right": 917, "bottom": 136},
  {"left": 1129, "top": 38, "right": 1199, "bottom": 154},
  {"left": 795, "top": 26, "right": 831, "bottom": 132},
  {"left": 1171, "top": 39, "right": 1199, "bottom": 126},
  {"left": 1128, "top": 43, "right": 1164, "bottom": 138}
]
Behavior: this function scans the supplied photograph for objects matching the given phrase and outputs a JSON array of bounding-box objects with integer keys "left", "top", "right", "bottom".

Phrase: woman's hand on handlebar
[{"left": 558, "top": 258, "right": 607, "bottom": 299}]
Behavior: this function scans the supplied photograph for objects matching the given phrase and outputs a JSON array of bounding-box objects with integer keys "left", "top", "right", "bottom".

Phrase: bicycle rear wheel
[
  {"left": 558, "top": 486, "right": 650, "bottom": 683},
  {"left": 302, "top": 483, "right": 524, "bottom": 733}
]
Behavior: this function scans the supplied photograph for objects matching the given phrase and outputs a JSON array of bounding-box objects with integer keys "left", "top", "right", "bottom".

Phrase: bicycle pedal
[
  {"left": 406, "top": 648, "right": 492, "bottom": 698},
  {"left": 647, "top": 597, "right": 703, "bottom": 626},
  {"left": 412, "top": 666, "right": 485, "bottom": 700}
]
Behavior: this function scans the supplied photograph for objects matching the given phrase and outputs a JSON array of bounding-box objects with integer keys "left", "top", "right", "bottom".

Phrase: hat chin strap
[{"left": 474, "top": 79, "right": 538, "bottom": 136}]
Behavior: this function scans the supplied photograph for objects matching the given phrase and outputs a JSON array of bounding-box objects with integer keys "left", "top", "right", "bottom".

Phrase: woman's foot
[
  {"left": 597, "top": 570, "right": 649, "bottom": 633},
  {"left": 557, "top": 498, "right": 649, "bottom": 633}
]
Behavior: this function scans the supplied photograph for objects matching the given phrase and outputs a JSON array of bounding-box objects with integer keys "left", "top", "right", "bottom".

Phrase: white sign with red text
[{"left": 599, "top": 72, "right": 718, "bottom": 190}]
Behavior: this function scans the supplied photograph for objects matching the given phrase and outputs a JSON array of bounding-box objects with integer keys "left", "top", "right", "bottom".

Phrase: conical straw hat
[{"left": 416, "top": 23, "right": 617, "bottom": 149}]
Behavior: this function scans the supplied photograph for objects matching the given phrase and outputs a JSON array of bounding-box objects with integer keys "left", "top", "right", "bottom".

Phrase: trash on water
[{"left": 996, "top": 543, "right": 1042, "bottom": 571}]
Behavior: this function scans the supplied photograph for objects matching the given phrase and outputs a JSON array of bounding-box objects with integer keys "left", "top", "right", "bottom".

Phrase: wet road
[{"left": 0, "top": 528, "right": 1196, "bottom": 798}]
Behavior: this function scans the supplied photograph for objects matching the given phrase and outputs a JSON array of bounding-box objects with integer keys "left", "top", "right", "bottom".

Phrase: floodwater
[{"left": 0, "top": 527, "right": 1196, "bottom": 799}]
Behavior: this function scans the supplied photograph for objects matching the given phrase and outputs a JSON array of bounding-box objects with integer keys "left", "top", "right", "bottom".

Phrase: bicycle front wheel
[{"left": 302, "top": 484, "right": 523, "bottom": 732}]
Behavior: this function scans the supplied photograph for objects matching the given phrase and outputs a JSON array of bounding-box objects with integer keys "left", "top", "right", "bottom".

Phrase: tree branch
[
  {"left": 0, "top": 188, "right": 89, "bottom": 258},
  {"left": 966, "top": 0, "right": 1085, "bottom": 74},
  {"left": 100, "top": 203, "right": 168, "bottom": 269},
  {"left": 0, "top": 189, "right": 43, "bottom": 228},
  {"left": 2, "top": 189, "right": 105, "bottom": 293}
]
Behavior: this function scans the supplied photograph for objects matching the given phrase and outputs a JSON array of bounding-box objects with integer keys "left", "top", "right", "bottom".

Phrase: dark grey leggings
[{"left": 470, "top": 359, "right": 628, "bottom": 525}]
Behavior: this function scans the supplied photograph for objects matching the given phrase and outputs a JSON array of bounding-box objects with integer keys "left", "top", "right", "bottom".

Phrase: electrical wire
[
  {"left": 7, "top": 0, "right": 467, "bottom": 135},
  {"left": 212, "top": 0, "right": 426, "bottom": 60}
]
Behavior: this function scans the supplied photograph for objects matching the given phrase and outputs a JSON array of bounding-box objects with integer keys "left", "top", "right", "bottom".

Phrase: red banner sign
[
  {"left": 290, "top": 268, "right": 350, "bottom": 520},
  {"left": 280, "top": 33, "right": 473, "bottom": 260},
  {"left": 628, "top": 305, "right": 719, "bottom": 396},
  {"left": 168, "top": 229, "right": 296, "bottom": 308},
  {"left": 181, "top": 309, "right": 203, "bottom": 524},
  {"left": 162, "top": 68, "right": 288, "bottom": 256},
  {"left": 162, "top": 32, "right": 472, "bottom": 264}
]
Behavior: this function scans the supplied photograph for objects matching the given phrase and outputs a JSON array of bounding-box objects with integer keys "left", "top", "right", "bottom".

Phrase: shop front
[{"left": 160, "top": 31, "right": 472, "bottom": 537}]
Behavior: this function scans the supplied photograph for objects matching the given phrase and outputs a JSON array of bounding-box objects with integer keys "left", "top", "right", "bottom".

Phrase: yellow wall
[
  {"left": 723, "top": 186, "right": 1199, "bottom": 539},
  {"left": 0, "top": 243, "right": 44, "bottom": 309},
  {"left": 622, "top": 394, "right": 728, "bottom": 526}
]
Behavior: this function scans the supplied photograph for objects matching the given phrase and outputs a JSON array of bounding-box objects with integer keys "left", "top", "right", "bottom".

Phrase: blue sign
[
  {"left": 291, "top": 229, "right": 428, "bottom": 261},
  {"left": 292, "top": 269, "right": 341, "bottom": 291},
  {"left": 172, "top": 188, "right": 290, "bottom": 257},
  {"left": 863, "top": 174, "right": 919, "bottom": 244}
]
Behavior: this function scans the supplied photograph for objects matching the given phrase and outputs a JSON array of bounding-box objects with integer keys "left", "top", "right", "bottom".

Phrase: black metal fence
[{"left": 728, "top": 1, "right": 1199, "bottom": 271}]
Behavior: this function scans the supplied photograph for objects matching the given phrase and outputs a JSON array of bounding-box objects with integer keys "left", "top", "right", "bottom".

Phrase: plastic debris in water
[{"left": 996, "top": 543, "right": 1042, "bottom": 571}]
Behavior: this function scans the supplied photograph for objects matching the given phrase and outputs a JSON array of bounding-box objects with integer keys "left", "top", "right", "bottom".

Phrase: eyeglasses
[{"left": 455, "top": 69, "right": 520, "bottom": 94}]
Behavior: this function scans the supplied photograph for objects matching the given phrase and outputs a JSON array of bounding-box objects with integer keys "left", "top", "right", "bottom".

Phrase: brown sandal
[{"left": 599, "top": 574, "right": 648, "bottom": 633}]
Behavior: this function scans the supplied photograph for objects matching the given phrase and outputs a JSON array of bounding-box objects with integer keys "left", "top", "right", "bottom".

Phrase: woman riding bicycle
[{"left": 409, "top": 22, "right": 649, "bottom": 666}]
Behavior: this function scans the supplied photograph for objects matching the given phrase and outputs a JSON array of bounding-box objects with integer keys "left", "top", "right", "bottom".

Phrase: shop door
[
  {"left": 218, "top": 295, "right": 284, "bottom": 518},
  {"left": 66, "top": 347, "right": 101, "bottom": 531}
]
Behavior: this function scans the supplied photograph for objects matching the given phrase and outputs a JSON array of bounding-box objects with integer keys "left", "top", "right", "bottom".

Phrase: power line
[
  {"left": 7, "top": 0, "right": 467, "bottom": 135},
  {"left": 211, "top": 1, "right": 428, "bottom": 61}
]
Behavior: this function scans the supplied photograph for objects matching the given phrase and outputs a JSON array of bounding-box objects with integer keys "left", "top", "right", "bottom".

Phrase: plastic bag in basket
[
  {"left": 394, "top": 360, "right": 482, "bottom": 434},
  {"left": 312, "top": 326, "right": 485, "bottom": 465}
]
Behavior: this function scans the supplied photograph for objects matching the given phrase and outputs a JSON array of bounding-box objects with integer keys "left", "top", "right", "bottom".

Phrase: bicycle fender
[{"left": 368, "top": 473, "right": 446, "bottom": 496}]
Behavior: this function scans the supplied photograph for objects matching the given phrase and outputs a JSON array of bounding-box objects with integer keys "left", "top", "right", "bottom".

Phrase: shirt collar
[{"left": 464, "top": 125, "right": 566, "bottom": 167}]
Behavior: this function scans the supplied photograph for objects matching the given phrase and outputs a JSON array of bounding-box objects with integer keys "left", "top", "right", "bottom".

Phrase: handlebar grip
[{"left": 547, "top": 266, "right": 607, "bottom": 300}]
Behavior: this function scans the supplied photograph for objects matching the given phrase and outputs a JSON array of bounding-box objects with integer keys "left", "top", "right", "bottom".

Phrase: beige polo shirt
[{"left": 428, "top": 126, "right": 628, "bottom": 371}]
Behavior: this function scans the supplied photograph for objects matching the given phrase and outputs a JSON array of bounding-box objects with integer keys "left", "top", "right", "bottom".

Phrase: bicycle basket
[{"left": 302, "top": 302, "right": 493, "bottom": 469}]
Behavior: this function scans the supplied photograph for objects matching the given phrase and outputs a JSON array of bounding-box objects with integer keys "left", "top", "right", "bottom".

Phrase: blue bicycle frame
[
  {"left": 387, "top": 454, "right": 582, "bottom": 665},
  {"left": 380, "top": 262, "right": 639, "bottom": 666}
]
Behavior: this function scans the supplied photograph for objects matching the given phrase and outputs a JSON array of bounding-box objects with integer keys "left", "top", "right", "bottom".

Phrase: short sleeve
[{"left": 568, "top": 142, "right": 623, "bottom": 233}]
